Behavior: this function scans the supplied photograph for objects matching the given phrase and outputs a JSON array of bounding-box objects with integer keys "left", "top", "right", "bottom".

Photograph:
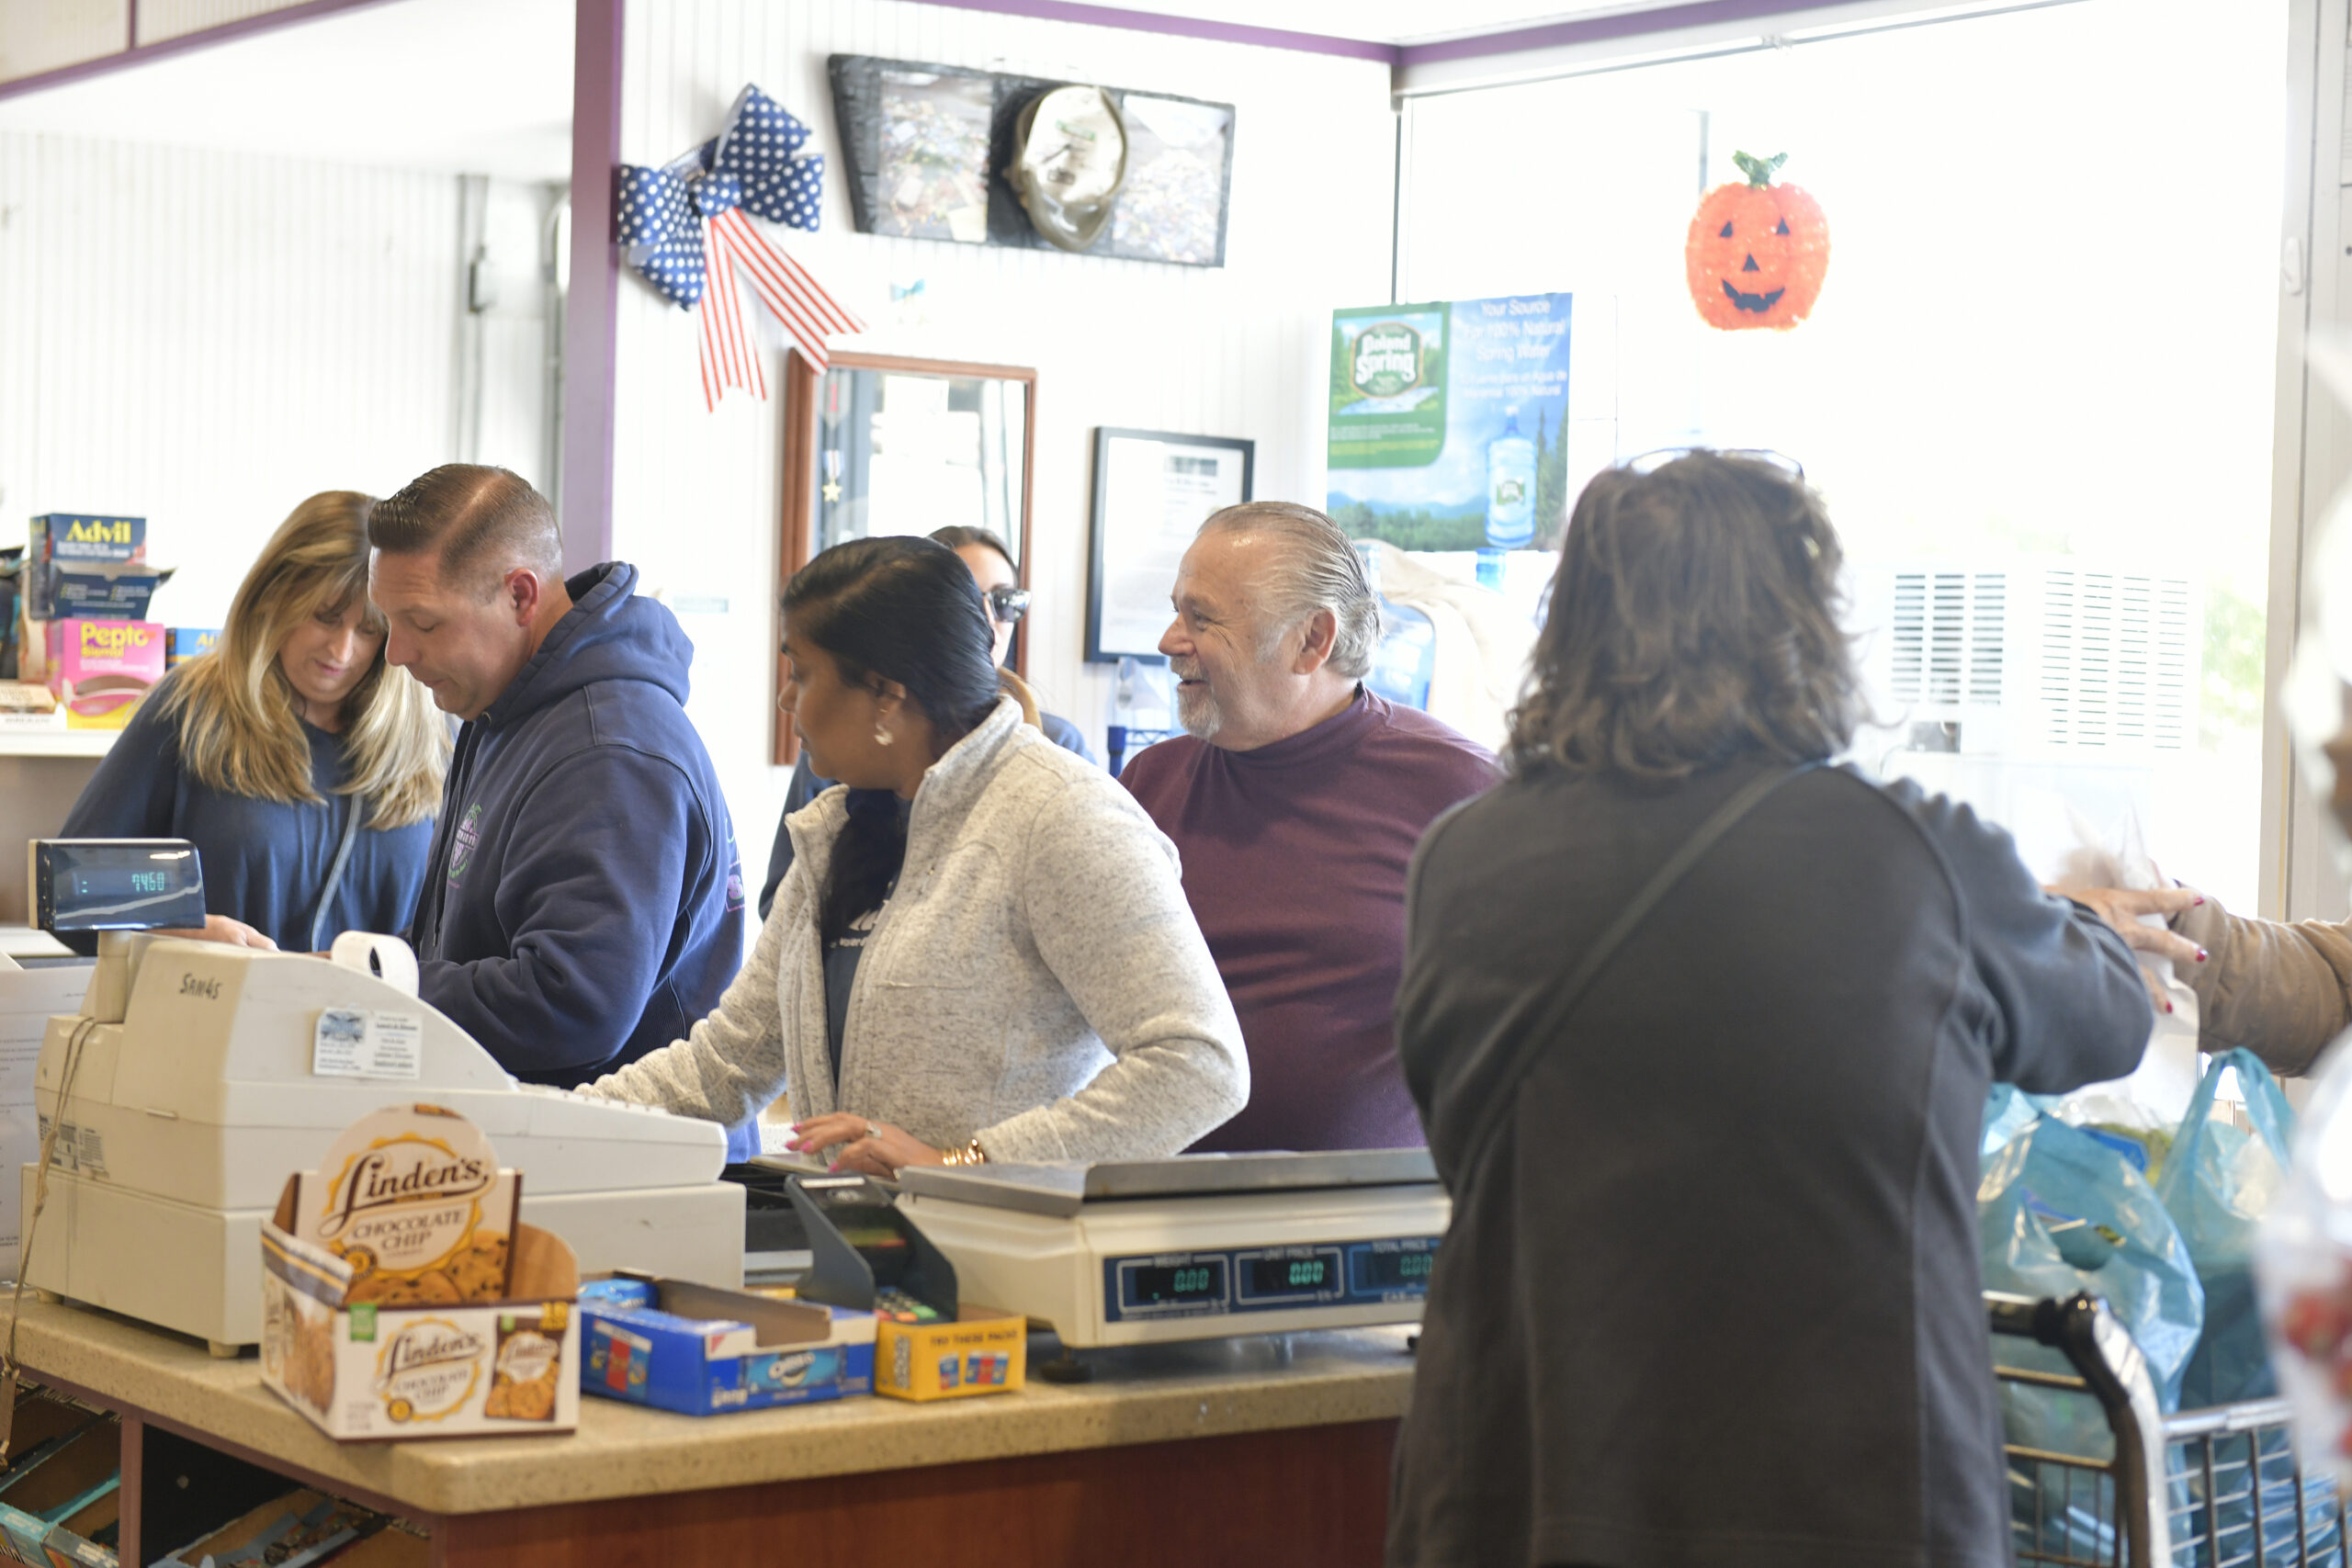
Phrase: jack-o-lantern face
[{"left": 1685, "top": 152, "right": 1830, "bottom": 332}]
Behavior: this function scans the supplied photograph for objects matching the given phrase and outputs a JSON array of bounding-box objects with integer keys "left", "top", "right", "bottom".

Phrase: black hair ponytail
[{"left": 783, "top": 536, "right": 1002, "bottom": 944}]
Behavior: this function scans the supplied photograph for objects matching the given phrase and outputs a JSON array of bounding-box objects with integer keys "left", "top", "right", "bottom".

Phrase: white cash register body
[{"left": 25, "top": 934, "right": 743, "bottom": 1349}]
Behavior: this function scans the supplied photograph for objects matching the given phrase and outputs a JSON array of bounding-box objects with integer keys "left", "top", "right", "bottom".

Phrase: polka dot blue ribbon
[
  {"left": 616, "top": 84, "right": 825, "bottom": 312},
  {"left": 616, "top": 84, "right": 861, "bottom": 408}
]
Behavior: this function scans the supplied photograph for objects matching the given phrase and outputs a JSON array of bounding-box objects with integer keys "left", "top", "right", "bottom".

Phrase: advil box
[
  {"left": 580, "top": 1275, "right": 874, "bottom": 1415},
  {"left": 28, "top": 515, "right": 143, "bottom": 565},
  {"left": 29, "top": 562, "right": 164, "bottom": 622},
  {"left": 43, "top": 619, "right": 162, "bottom": 729},
  {"left": 165, "top": 627, "right": 218, "bottom": 666}
]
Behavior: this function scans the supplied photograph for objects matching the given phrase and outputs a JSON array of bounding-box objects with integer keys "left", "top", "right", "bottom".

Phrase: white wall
[
  {"left": 0, "top": 130, "right": 553, "bottom": 627},
  {"left": 0, "top": 129, "right": 553, "bottom": 921},
  {"left": 611, "top": 0, "right": 1398, "bottom": 886}
]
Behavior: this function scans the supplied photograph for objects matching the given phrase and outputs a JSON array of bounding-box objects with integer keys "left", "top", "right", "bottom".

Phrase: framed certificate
[{"left": 1086, "top": 429, "right": 1254, "bottom": 663}]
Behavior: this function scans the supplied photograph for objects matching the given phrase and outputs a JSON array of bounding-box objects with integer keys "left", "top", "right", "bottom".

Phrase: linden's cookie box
[{"left": 260, "top": 1104, "right": 581, "bottom": 1440}]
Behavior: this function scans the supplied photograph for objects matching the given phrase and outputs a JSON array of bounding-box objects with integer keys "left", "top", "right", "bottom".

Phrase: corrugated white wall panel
[
  {"left": 137, "top": 0, "right": 322, "bottom": 44},
  {"left": 0, "top": 0, "right": 124, "bottom": 83},
  {"left": 0, "top": 131, "right": 465, "bottom": 623},
  {"left": 613, "top": 0, "right": 1396, "bottom": 882}
]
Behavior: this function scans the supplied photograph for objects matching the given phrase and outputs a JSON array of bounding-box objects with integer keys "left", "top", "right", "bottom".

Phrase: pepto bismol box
[
  {"left": 44, "top": 618, "right": 163, "bottom": 730},
  {"left": 28, "top": 515, "right": 144, "bottom": 564}
]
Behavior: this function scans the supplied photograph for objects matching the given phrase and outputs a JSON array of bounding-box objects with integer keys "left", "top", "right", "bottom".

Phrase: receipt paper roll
[{"left": 328, "top": 931, "right": 421, "bottom": 998}]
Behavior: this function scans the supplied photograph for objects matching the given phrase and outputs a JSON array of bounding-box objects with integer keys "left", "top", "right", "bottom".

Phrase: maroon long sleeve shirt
[{"left": 1119, "top": 690, "right": 1499, "bottom": 1151}]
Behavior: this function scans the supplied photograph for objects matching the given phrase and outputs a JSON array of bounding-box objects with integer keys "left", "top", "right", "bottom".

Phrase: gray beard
[{"left": 1175, "top": 682, "right": 1223, "bottom": 740}]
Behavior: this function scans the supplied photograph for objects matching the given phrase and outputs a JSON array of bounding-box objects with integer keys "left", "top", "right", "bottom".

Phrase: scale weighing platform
[{"left": 895, "top": 1150, "right": 1448, "bottom": 1348}]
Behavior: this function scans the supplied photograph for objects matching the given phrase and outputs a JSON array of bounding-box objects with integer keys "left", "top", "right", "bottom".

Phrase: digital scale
[
  {"left": 19, "top": 840, "right": 745, "bottom": 1352},
  {"left": 895, "top": 1150, "right": 1449, "bottom": 1348}
]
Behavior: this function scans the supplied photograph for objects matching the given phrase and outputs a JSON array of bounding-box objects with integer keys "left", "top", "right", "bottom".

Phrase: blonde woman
[{"left": 62, "top": 492, "right": 448, "bottom": 952}]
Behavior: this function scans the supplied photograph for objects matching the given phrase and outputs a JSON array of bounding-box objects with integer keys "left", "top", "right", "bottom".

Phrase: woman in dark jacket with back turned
[{"left": 1386, "top": 453, "right": 2153, "bottom": 1568}]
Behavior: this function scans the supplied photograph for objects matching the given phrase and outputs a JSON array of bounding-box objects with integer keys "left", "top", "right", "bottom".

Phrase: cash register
[{"left": 19, "top": 840, "right": 745, "bottom": 1352}]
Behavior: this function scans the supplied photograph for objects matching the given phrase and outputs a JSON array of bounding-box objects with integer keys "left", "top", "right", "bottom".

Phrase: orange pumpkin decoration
[{"left": 1685, "top": 151, "right": 1829, "bottom": 332}]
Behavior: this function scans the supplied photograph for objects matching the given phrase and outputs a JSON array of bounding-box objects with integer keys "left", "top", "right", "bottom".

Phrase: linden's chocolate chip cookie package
[
  {"left": 260, "top": 1103, "right": 582, "bottom": 1440},
  {"left": 297, "top": 1103, "right": 520, "bottom": 1307}
]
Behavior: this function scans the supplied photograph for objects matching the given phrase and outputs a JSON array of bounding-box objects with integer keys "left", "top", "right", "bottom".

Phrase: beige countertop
[{"left": 9, "top": 1295, "right": 1417, "bottom": 1517}]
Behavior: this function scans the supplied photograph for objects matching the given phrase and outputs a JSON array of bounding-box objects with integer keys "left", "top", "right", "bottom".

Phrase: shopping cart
[{"left": 1991, "top": 1292, "right": 2351, "bottom": 1567}]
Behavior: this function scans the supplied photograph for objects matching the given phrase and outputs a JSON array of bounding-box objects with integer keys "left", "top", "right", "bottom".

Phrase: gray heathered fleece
[{"left": 588, "top": 698, "right": 1249, "bottom": 1162}]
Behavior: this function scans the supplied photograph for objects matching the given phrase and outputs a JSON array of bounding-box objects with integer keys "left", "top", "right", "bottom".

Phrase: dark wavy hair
[
  {"left": 783, "top": 536, "right": 1004, "bottom": 943},
  {"left": 1509, "top": 452, "right": 1860, "bottom": 782}
]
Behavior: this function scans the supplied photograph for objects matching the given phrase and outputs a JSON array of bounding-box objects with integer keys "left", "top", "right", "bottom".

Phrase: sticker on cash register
[{"left": 311, "top": 1008, "right": 423, "bottom": 1080}]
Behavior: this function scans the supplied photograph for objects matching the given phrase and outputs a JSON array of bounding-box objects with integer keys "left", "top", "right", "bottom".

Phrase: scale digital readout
[
  {"left": 1107, "top": 1238, "right": 1438, "bottom": 1321},
  {"left": 29, "top": 839, "right": 207, "bottom": 935},
  {"left": 898, "top": 1152, "right": 1451, "bottom": 1348}
]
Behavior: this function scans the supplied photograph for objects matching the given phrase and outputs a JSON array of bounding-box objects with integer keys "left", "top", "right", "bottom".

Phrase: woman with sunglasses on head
[
  {"left": 1385, "top": 452, "right": 2153, "bottom": 1567},
  {"left": 588, "top": 534, "right": 1246, "bottom": 1173},
  {"left": 756, "top": 525, "right": 1093, "bottom": 918},
  {"left": 59, "top": 492, "right": 449, "bottom": 953}
]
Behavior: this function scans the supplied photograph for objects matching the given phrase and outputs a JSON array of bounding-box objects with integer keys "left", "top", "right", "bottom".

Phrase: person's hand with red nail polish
[{"left": 2048, "top": 883, "right": 2205, "bottom": 1017}]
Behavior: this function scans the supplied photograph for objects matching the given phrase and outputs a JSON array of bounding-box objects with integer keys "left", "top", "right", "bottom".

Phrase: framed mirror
[{"left": 777, "top": 350, "right": 1037, "bottom": 764}]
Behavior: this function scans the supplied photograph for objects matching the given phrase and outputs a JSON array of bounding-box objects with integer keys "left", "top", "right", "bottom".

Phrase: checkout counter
[{"left": 1, "top": 842, "right": 1438, "bottom": 1565}]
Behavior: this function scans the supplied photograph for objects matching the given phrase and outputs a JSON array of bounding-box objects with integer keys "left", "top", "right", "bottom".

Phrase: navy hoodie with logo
[{"left": 407, "top": 562, "right": 747, "bottom": 1091}]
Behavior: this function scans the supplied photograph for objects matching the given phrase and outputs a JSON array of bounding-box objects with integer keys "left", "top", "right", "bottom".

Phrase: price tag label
[{"left": 312, "top": 1008, "right": 424, "bottom": 1081}]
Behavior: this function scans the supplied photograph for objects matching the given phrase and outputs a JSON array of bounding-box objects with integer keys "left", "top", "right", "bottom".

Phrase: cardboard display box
[
  {"left": 872, "top": 1306, "right": 1027, "bottom": 1402},
  {"left": 580, "top": 1276, "right": 875, "bottom": 1416},
  {"left": 260, "top": 1105, "right": 579, "bottom": 1442},
  {"left": 27, "top": 518, "right": 143, "bottom": 566},
  {"left": 43, "top": 620, "right": 162, "bottom": 730},
  {"left": 28, "top": 563, "right": 165, "bottom": 624},
  {"left": 0, "top": 1412, "right": 119, "bottom": 1567},
  {"left": 164, "top": 628, "right": 218, "bottom": 667},
  {"left": 263, "top": 1200, "right": 581, "bottom": 1441},
  {"left": 154, "top": 1488, "right": 427, "bottom": 1568}
]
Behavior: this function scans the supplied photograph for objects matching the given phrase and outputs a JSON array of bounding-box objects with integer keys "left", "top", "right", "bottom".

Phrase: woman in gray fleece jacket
[{"left": 589, "top": 536, "right": 1248, "bottom": 1172}]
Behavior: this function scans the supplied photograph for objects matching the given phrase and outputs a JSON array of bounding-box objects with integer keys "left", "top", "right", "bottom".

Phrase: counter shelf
[{"left": 5, "top": 1291, "right": 1410, "bottom": 1567}]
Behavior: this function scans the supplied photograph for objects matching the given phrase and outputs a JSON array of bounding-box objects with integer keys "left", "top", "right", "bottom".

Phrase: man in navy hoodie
[{"left": 367, "top": 465, "right": 748, "bottom": 1127}]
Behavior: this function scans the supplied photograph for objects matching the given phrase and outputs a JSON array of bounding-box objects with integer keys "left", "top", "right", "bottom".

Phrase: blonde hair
[
  {"left": 165, "top": 492, "right": 449, "bottom": 829},
  {"left": 998, "top": 667, "right": 1042, "bottom": 729}
]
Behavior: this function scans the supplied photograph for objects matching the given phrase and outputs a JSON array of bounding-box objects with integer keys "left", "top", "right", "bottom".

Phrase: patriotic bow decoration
[{"left": 617, "top": 85, "right": 865, "bottom": 410}]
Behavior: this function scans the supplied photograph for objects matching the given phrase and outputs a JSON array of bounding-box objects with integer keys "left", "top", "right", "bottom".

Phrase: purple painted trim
[
  {"left": 559, "top": 0, "right": 622, "bottom": 573},
  {"left": 904, "top": 0, "right": 1870, "bottom": 68},
  {"left": 1398, "top": 0, "right": 1845, "bottom": 64},
  {"left": 0, "top": 0, "right": 402, "bottom": 103},
  {"left": 901, "top": 0, "right": 1397, "bottom": 62}
]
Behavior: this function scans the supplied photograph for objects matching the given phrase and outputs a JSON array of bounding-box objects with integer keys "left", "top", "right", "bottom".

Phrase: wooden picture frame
[
  {"left": 1085, "top": 428, "right": 1254, "bottom": 664},
  {"left": 775, "top": 350, "right": 1038, "bottom": 765}
]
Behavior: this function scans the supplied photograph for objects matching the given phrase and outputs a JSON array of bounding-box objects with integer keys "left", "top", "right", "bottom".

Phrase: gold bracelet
[{"left": 938, "top": 1138, "right": 989, "bottom": 1167}]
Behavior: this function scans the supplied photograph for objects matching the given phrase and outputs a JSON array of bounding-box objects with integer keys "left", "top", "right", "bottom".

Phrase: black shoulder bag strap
[
  {"left": 1434, "top": 761, "right": 1821, "bottom": 1193},
  {"left": 308, "top": 793, "right": 368, "bottom": 953}
]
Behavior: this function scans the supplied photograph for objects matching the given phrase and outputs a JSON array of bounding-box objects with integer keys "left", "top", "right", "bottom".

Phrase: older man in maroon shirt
[{"left": 1119, "top": 502, "right": 1499, "bottom": 1151}]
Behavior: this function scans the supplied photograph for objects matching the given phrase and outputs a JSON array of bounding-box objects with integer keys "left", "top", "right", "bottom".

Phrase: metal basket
[{"left": 1992, "top": 1292, "right": 2348, "bottom": 1567}]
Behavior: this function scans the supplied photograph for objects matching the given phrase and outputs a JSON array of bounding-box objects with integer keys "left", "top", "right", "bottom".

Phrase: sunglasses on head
[
  {"left": 985, "top": 585, "right": 1032, "bottom": 626},
  {"left": 1623, "top": 446, "right": 1805, "bottom": 479}
]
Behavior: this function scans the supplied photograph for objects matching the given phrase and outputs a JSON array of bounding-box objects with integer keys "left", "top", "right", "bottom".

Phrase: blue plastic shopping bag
[
  {"left": 1983, "top": 1104, "right": 2207, "bottom": 1562},
  {"left": 2157, "top": 1047, "right": 2294, "bottom": 1408},
  {"left": 1981, "top": 1109, "right": 2207, "bottom": 1419}
]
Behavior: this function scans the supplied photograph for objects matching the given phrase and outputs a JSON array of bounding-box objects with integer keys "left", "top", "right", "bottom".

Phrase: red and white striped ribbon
[{"left": 696, "top": 208, "right": 865, "bottom": 411}]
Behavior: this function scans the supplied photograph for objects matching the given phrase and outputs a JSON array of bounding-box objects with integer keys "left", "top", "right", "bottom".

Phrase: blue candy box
[{"left": 581, "top": 1275, "right": 876, "bottom": 1416}]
